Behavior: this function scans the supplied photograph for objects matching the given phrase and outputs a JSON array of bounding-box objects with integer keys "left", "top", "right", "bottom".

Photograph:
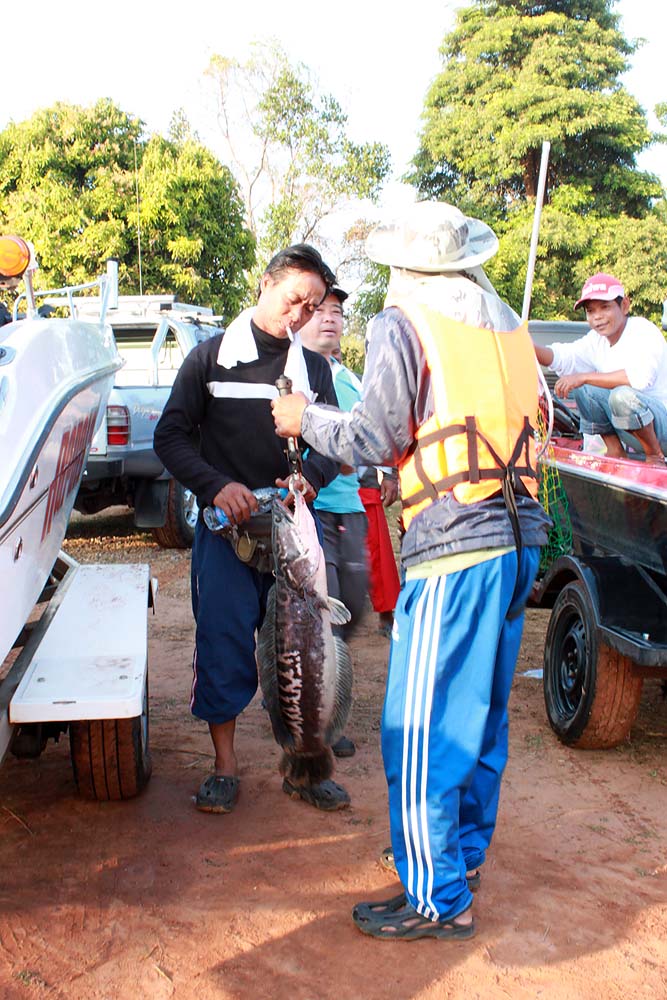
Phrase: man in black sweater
[{"left": 154, "top": 245, "right": 343, "bottom": 814}]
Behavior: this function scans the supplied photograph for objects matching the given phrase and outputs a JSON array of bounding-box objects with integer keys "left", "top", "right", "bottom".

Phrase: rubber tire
[
  {"left": 69, "top": 688, "right": 152, "bottom": 800},
  {"left": 151, "top": 479, "right": 197, "bottom": 549},
  {"left": 543, "top": 581, "right": 643, "bottom": 749}
]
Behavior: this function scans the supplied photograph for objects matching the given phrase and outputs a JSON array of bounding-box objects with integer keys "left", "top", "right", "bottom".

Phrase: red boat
[{"left": 532, "top": 437, "right": 667, "bottom": 749}]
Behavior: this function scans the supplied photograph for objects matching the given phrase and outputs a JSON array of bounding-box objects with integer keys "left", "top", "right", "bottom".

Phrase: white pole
[
  {"left": 133, "top": 139, "right": 143, "bottom": 297},
  {"left": 521, "top": 140, "right": 551, "bottom": 323}
]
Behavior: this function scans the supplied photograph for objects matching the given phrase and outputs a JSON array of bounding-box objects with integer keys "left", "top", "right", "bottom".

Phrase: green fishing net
[{"left": 537, "top": 411, "right": 573, "bottom": 574}]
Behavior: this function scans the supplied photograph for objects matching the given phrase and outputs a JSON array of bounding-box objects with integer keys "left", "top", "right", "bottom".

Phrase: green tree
[
  {"left": 409, "top": 0, "right": 667, "bottom": 320},
  {"left": 136, "top": 134, "right": 254, "bottom": 318},
  {"left": 0, "top": 100, "right": 255, "bottom": 320},
  {"left": 205, "top": 41, "right": 390, "bottom": 273},
  {"left": 412, "top": 0, "right": 659, "bottom": 215},
  {"left": 340, "top": 333, "right": 367, "bottom": 376}
]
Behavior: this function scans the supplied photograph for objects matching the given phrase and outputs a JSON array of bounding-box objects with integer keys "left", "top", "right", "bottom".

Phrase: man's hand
[
  {"left": 275, "top": 475, "right": 316, "bottom": 504},
  {"left": 272, "top": 392, "right": 309, "bottom": 437},
  {"left": 380, "top": 476, "right": 399, "bottom": 507},
  {"left": 212, "top": 482, "right": 259, "bottom": 525},
  {"left": 554, "top": 373, "right": 587, "bottom": 399}
]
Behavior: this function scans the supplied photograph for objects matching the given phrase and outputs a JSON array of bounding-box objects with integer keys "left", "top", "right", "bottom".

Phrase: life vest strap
[{"left": 402, "top": 416, "right": 536, "bottom": 510}]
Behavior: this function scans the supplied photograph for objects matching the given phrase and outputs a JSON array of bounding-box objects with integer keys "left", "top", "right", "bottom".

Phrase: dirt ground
[{"left": 1, "top": 509, "right": 666, "bottom": 1000}]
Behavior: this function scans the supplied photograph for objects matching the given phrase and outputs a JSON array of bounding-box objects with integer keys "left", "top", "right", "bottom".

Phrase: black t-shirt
[{"left": 154, "top": 321, "right": 339, "bottom": 507}]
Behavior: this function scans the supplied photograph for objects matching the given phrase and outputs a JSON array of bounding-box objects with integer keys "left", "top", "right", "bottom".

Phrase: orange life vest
[{"left": 388, "top": 296, "right": 539, "bottom": 530}]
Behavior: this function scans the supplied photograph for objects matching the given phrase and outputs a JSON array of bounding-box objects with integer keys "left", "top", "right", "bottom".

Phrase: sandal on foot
[
  {"left": 352, "top": 896, "right": 475, "bottom": 941},
  {"left": 195, "top": 774, "right": 239, "bottom": 813},
  {"left": 354, "top": 892, "right": 408, "bottom": 919},
  {"left": 282, "top": 777, "right": 350, "bottom": 811},
  {"left": 379, "top": 846, "right": 481, "bottom": 891}
]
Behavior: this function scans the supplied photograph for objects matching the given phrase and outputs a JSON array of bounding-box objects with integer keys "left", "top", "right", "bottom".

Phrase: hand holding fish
[
  {"left": 211, "top": 481, "right": 259, "bottom": 525},
  {"left": 275, "top": 475, "right": 316, "bottom": 504},
  {"left": 271, "top": 391, "right": 309, "bottom": 437}
]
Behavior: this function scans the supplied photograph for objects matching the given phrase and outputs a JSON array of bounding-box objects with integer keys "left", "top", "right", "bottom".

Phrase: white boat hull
[{"left": 0, "top": 316, "right": 121, "bottom": 664}]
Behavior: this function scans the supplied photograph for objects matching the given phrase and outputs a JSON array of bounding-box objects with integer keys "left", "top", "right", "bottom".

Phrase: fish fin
[
  {"left": 325, "top": 636, "right": 354, "bottom": 746},
  {"left": 256, "top": 586, "right": 295, "bottom": 750},
  {"left": 328, "top": 596, "right": 352, "bottom": 626},
  {"left": 303, "top": 590, "right": 329, "bottom": 617},
  {"left": 280, "top": 748, "right": 333, "bottom": 786}
]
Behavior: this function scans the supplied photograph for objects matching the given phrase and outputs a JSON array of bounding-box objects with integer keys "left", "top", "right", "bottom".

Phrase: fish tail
[{"left": 280, "top": 749, "right": 333, "bottom": 786}]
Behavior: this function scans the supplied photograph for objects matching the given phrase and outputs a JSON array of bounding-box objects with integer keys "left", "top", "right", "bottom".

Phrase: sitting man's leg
[
  {"left": 609, "top": 386, "right": 667, "bottom": 465},
  {"left": 570, "top": 384, "right": 625, "bottom": 457}
]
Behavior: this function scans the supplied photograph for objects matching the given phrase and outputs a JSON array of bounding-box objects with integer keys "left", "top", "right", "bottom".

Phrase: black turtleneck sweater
[{"left": 153, "top": 321, "right": 339, "bottom": 508}]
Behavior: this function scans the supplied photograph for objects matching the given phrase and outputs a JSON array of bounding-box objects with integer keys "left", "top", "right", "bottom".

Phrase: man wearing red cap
[{"left": 533, "top": 273, "right": 667, "bottom": 464}]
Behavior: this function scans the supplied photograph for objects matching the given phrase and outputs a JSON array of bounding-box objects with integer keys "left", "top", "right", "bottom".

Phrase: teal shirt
[{"left": 314, "top": 360, "right": 366, "bottom": 514}]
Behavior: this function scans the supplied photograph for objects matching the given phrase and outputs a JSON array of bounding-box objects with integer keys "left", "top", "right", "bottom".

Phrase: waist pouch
[{"left": 229, "top": 512, "right": 273, "bottom": 573}]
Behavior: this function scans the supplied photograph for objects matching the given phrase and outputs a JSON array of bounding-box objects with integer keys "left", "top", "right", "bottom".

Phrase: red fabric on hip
[{"left": 359, "top": 487, "right": 401, "bottom": 614}]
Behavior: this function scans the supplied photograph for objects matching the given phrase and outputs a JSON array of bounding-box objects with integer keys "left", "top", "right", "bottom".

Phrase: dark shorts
[
  {"left": 190, "top": 519, "right": 273, "bottom": 724},
  {"left": 317, "top": 509, "right": 368, "bottom": 636}
]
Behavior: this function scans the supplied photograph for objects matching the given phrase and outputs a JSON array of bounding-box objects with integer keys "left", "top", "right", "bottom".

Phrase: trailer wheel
[
  {"left": 69, "top": 685, "right": 152, "bottom": 800},
  {"left": 543, "top": 581, "right": 643, "bottom": 749},
  {"left": 151, "top": 479, "right": 197, "bottom": 549}
]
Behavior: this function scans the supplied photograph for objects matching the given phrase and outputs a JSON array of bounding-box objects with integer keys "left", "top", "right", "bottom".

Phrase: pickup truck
[{"left": 72, "top": 293, "right": 223, "bottom": 547}]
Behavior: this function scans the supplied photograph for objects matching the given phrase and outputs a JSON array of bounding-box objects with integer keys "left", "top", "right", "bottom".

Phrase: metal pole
[
  {"left": 133, "top": 139, "right": 143, "bottom": 297},
  {"left": 521, "top": 140, "right": 551, "bottom": 323}
]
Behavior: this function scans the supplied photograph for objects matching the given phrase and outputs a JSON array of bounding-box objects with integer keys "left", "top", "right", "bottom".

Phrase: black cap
[{"left": 330, "top": 286, "right": 348, "bottom": 304}]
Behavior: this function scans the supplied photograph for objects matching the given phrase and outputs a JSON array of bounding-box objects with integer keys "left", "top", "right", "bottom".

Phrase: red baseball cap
[{"left": 575, "top": 272, "right": 625, "bottom": 310}]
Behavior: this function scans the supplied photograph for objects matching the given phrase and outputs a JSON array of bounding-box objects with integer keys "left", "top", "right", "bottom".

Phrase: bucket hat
[{"left": 365, "top": 201, "right": 499, "bottom": 272}]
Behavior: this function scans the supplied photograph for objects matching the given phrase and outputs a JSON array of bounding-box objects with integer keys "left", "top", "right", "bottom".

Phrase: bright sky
[{"left": 2, "top": 0, "right": 666, "bottom": 204}]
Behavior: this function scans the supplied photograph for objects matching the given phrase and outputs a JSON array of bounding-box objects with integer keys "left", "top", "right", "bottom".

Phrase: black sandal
[
  {"left": 195, "top": 774, "right": 239, "bottom": 813},
  {"left": 352, "top": 895, "right": 475, "bottom": 941},
  {"left": 282, "top": 777, "right": 350, "bottom": 811},
  {"left": 379, "top": 846, "right": 481, "bottom": 891}
]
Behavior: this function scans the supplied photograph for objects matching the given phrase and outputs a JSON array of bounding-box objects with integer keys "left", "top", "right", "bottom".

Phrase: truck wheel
[
  {"left": 69, "top": 686, "right": 152, "bottom": 800},
  {"left": 151, "top": 479, "right": 198, "bottom": 548},
  {"left": 543, "top": 581, "right": 643, "bottom": 749}
]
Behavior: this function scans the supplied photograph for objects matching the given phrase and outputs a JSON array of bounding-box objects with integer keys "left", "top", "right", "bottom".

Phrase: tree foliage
[
  {"left": 340, "top": 333, "right": 367, "bottom": 376},
  {"left": 205, "top": 41, "right": 390, "bottom": 273},
  {"left": 0, "top": 100, "right": 255, "bottom": 320},
  {"left": 409, "top": 0, "right": 667, "bottom": 322},
  {"left": 412, "top": 0, "right": 659, "bottom": 216}
]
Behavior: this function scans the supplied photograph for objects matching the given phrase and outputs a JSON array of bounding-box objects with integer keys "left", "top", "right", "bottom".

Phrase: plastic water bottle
[{"left": 203, "top": 487, "right": 289, "bottom": 533}]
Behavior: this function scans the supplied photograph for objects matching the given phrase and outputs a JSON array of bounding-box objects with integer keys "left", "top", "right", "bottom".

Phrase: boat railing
[{"left": 12, "top": 259, "right": 119, "bottom": 327}]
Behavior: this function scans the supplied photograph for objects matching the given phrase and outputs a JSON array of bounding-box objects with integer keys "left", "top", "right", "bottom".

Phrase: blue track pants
[{"left": 382, "top": 546, "right": 540, "bottom": 922}]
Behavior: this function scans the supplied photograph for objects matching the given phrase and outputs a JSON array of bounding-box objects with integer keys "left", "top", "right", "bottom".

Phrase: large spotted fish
[{"left": 257, "top": 488, "right": 352, "bottom": 787}]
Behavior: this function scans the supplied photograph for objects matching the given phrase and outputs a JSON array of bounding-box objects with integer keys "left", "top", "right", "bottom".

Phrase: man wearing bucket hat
[
  {"left": 533, "top": 273, "right": 667, "bottom": 464},
  {"left": 272, "top": 201, "right": 550, "bottom": 941}
]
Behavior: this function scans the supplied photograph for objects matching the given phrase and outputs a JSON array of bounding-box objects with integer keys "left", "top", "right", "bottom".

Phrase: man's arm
[
  {"left": 273, "top": 309, "right": 424, "bottom": 468},
  {"left": 153, "top": 347, "right": 230, "bottom": 506},
  {"left": 533, "top": 343, "right": 554, "bottom": 367}
]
